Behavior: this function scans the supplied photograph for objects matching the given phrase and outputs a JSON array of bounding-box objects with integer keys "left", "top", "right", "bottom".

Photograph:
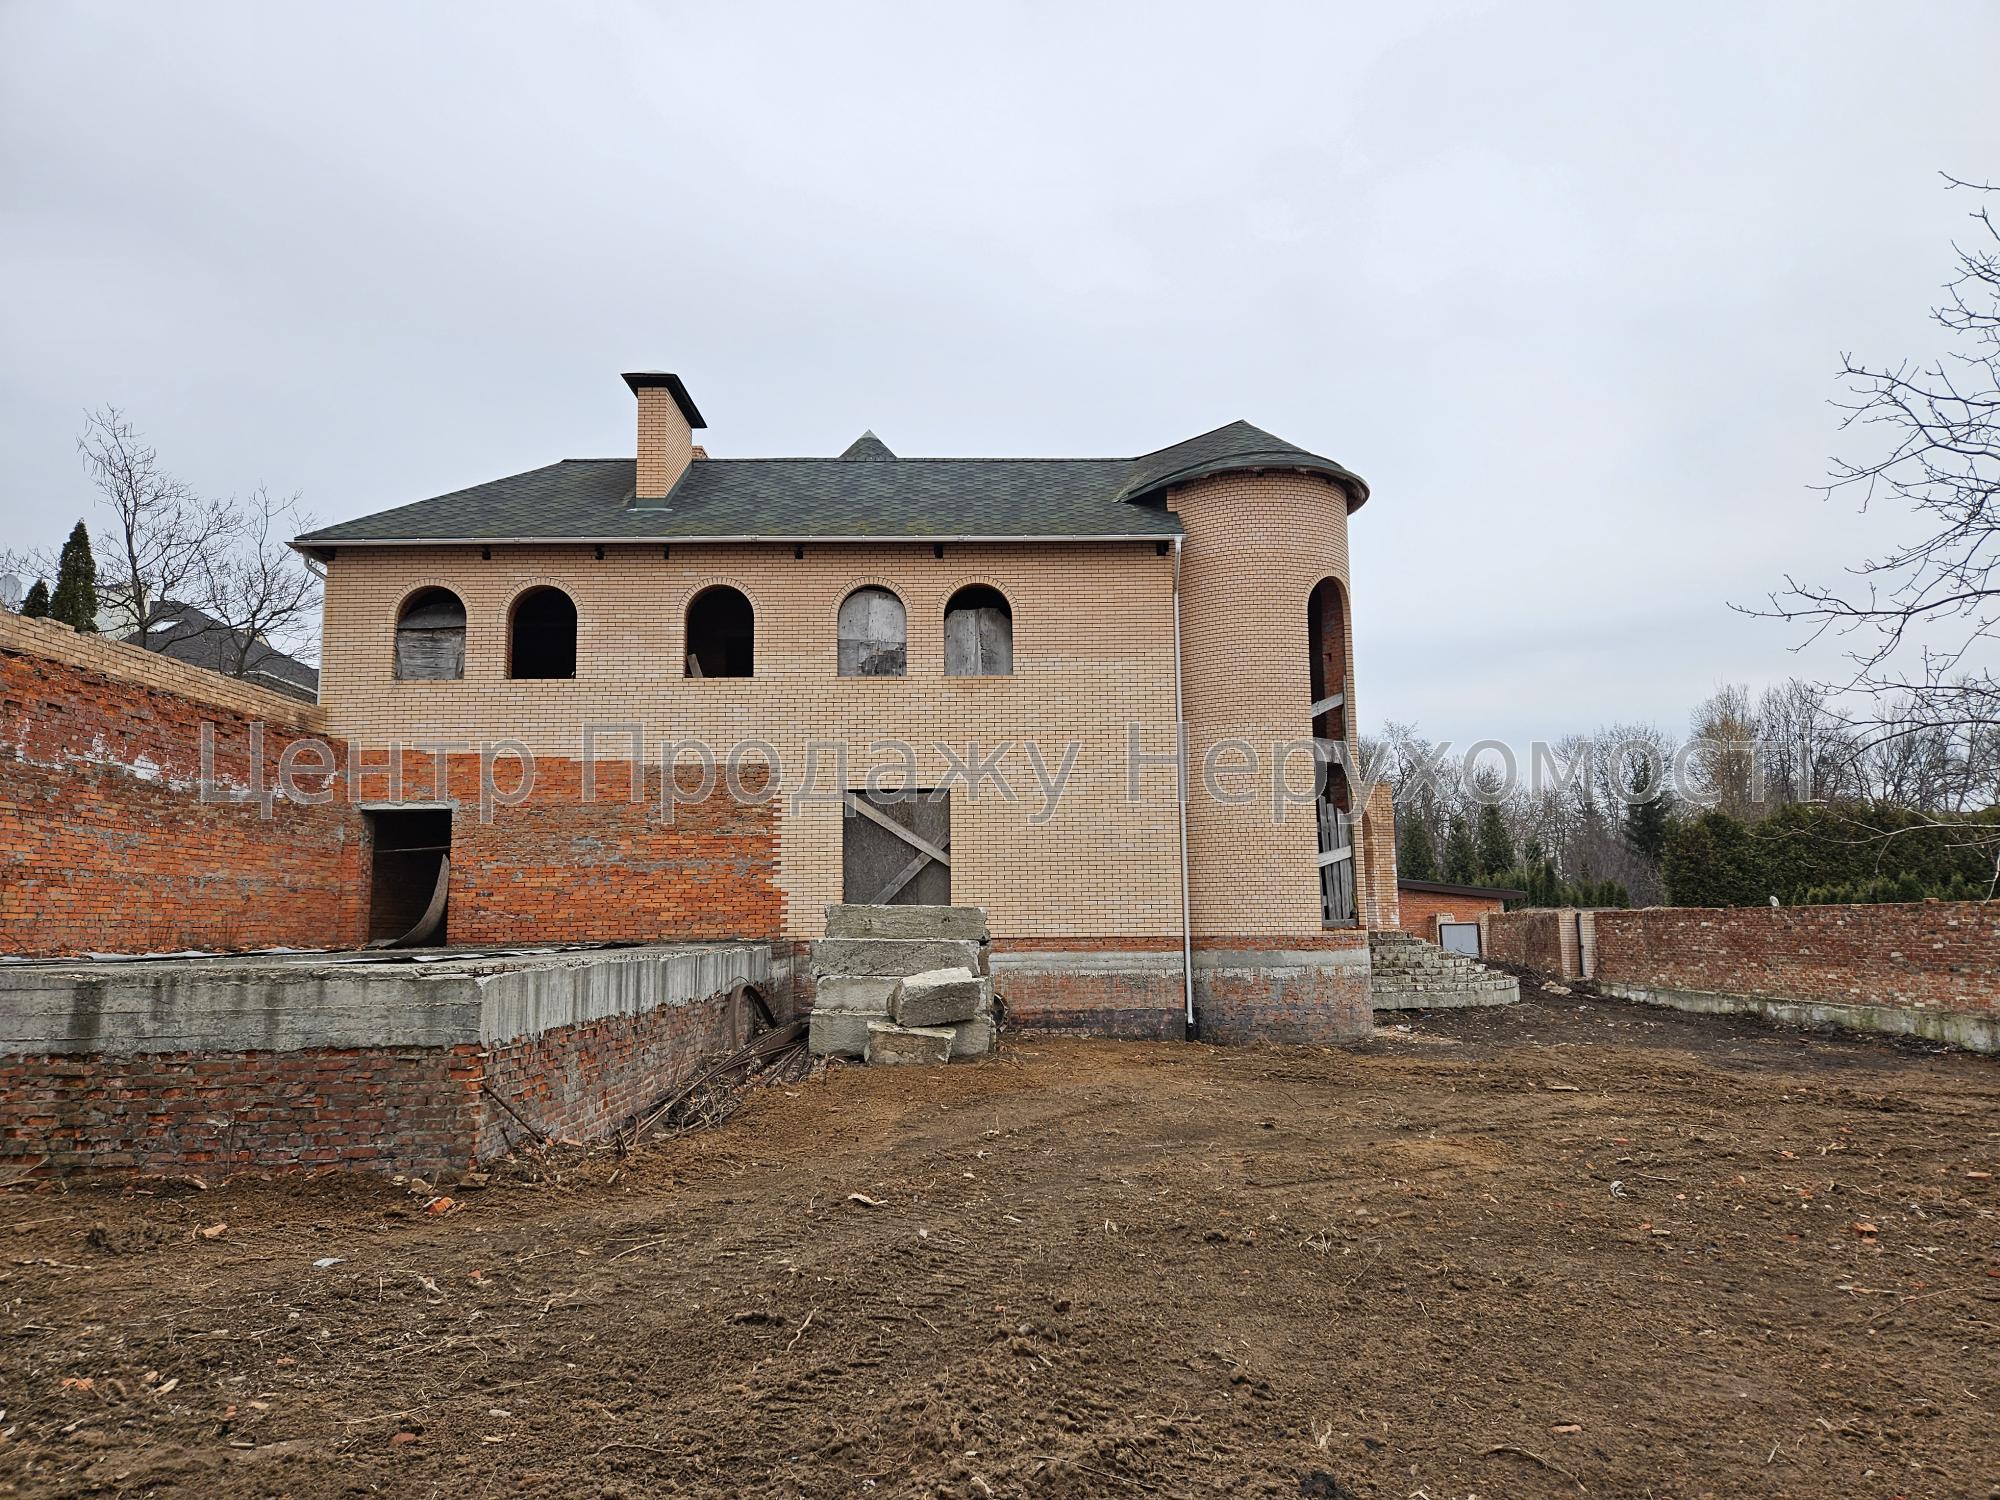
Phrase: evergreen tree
[
  {"left": 20, "top": 579, "right": 50, "bottom": 617},
  {"left": 1397, "top": 809, "right": 1439, "bottom": 881},
  {"left": 1475, "top": 800, "right": 1513, "bottom": 880},
  {"left": 48, "top": 521, "right": 98, "bottom": 631},
  {"left": 1442, "top": 813, "right": 1480, "bottom": 885},
  {"left": 1624, "top": 758, "right": 1672, "bottom": 863}
]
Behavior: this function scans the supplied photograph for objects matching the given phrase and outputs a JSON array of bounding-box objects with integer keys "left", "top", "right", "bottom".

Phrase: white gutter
[{"left": 1171, "top": 535, "right": 1196, "bottom": 1035}]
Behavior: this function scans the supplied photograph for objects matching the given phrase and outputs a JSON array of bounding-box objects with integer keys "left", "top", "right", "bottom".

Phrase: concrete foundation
[
  {"left": 0, "top": 943, "right": 785, "bottom": 1178},
  {"left": 1597, "top": 980, "right": 2000, "bottom": 1054},
  {"left": 0, "top": 944, "right": 775, "bottom": 1057},
  {"left": 1192, "top": 944, "right": 1374, "bottom": 1046}
]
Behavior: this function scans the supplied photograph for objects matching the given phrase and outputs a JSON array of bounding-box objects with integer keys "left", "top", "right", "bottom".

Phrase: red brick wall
[
  {"left": 3, "top": 985, "right": 757, "bottom": 1180},
  {"left": 479, "top": 987, "right": 749, "bottom": 1157},
  {"left": 1482, "top": 909, "right": 1573, "bottom": 975},
  {"left": 0, "top": 630, "right": 369, "bottom": 958},
  {"left": 1593, "top": 902, "right": 2000, "bottom": 1015},
  {"left": 1399, "top": 889, "right": 1506, "bottom": 941},
  {"left": 1195, "top": 929, "right": 1372, "bottom": 1045},
  {"left": 1, "top": 1046, "right": 481, "bottom": 1178},
  {"left": 357, "top": 752, "right": 784, "bottom": 944}
]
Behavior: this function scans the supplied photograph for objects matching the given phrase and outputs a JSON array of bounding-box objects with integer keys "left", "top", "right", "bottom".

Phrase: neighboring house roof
[
  {"left": 122, "top": 603, "right": 320, "bottom": 703},
  {"left": 1397, "top": 878, "right": 1527, "bottom": 903},
  {"left": 294, "top": 420, "right": 1367, "bottom": 550}
]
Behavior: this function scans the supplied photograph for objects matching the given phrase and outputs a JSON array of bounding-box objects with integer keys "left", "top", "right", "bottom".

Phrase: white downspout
[{"left": 1171, "top": 536, "right": 1196, "bottom": 1034}]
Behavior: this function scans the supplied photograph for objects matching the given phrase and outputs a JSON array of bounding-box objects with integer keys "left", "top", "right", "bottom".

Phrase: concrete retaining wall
[{"left": 0, "top": 943, "right": 782, "bottom": 1177}]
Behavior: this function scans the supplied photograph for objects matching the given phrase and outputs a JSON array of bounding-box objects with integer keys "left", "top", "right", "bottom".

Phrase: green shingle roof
[{"left": 295, "top": 420, "right": 1365, "bottom": 549}]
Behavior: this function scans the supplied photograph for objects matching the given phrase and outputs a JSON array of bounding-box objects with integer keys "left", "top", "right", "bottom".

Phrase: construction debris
[
  {"left": 618, "top": 1018, "right": 810, "bottom": 1149},
  {"left": 808, "top": 904, "right": 997, "bottom": 1064}
]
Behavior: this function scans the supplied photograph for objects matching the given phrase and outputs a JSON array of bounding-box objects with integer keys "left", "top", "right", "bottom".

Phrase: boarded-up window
[
  {"left": 394, "top": 589, "right": 466, "bottom": 681},
  {"left": 685, "top": 586, "right": 754, "bottom": 677},
  {"left": 837, "top": 587, "right": 907, "bottom": 677},
  {"left": 944, "top": 585, "right": 1012, "bottom": 676},
  {"left": 509, "top": 587, "right": 577, "bottom": 679},
  {"left": 842, "top": 788, "right": 949, "bottom": 904}
]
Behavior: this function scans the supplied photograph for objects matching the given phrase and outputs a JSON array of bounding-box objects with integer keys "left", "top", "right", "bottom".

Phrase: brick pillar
[{"left": 1358, "top": 778, "right": 1400, "bottom": 931}]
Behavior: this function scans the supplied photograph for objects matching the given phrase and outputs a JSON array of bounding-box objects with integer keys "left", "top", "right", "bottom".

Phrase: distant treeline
[{"left": 1663, "top": 804, "right": 2000, "bottom": 908}]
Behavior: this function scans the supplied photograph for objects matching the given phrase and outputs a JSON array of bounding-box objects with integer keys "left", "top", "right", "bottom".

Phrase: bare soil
[{"left": 4, "top": 992, "right": 1998, "bottom": 1499}]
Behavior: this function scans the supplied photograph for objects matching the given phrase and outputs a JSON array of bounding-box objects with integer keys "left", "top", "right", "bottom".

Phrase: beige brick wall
[
  {"left": 317, "top": 541, "right": 1183, "bottom": 943},
  {"left": 1358, "top": 778, "right": 1400, "bottom": 931},
  {"left": 1172, "top": 471, "right": 1359, "bottom": 939}
]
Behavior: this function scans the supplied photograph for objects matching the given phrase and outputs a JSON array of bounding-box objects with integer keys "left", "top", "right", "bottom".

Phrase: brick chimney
[{"left": 622, "top": 373, "right": 706, "bottom": 501}]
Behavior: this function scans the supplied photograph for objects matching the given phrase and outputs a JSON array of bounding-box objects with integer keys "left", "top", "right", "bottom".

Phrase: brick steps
[{"left": 1369, "top": 930, "right": 1519, "bottom": 1010}]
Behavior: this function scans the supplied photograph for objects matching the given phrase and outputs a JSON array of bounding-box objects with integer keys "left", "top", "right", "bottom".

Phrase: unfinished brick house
[{"left": 294, "top": 372, "right": 1396, "bottom": 1044}]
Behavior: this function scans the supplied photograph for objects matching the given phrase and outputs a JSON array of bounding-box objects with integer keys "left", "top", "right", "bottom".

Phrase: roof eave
[
  {"left": 291, "top": 530, "right": 1181, "bottom": 554},
  {"left": 1121, "top": 454, "right": 1370, "bottom": 512}
]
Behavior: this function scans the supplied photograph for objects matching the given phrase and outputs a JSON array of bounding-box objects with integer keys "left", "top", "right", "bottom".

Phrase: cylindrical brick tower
[{"left": 1128, "top": 423, "right": 1377, "bottom": 1042}]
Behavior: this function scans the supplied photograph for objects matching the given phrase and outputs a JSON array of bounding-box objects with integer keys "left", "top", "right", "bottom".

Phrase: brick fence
[
  {"left": 1481, "top": 908, "right": 1583, "bottom": 976},
  {"left": 0, "top": 613, "right": 369, "bottom": 957},
  {"left": 1484, "top": 902, "right": 1999, "bottom": 1052}
]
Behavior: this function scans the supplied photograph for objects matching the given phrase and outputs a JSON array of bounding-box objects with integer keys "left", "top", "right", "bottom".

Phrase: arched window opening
[
  {"left": 1307, "top": 578, "right": 1348, "bottom": 737},
  {"left": 944, "top": 585, "right": 1013, "bottom": 676},
  {"left": 394, "top": 588, "right": 466, "bottom": 681},
  {"left": 1307, "top": 577, "right": 1354, "bottom": 923},
  {"left": 509, "top": 587, "right": 577, "bottom": 680},
  {"left": 686, "top": 586, "right": 754, "bottom": 677},
  {"left": 837, "top": 587, "right": 906, "bottom": 677}
]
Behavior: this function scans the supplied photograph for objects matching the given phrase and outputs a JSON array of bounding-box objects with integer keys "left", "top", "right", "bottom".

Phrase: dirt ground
[{"left": 3, "top": 991, "right": 1997, "bottom": 1500}]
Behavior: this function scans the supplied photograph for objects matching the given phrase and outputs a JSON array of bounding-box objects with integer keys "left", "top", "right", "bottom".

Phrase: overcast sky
[{"left": 2, "top": 1, "right": 1995, "bottom": 747}]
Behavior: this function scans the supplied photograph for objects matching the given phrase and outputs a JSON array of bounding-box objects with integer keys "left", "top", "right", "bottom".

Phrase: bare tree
[
  {"left": 194, "top": 486, "right": 323, "bottom": 675},
  {"left": 1755, "top": 678, "right": 1862, "bottom": 805},
  {"left": 76, "top": 406, "right": 232, "bottom": 648},
  {"left": 1688, "top": 684, "right": 1765, "bottom": 818},
  {"left": 1751, "top": 176, "right": 2000, "bottom": 768},
  {"left": 72, "top": 407, "right": 323, "bottom": 679}
]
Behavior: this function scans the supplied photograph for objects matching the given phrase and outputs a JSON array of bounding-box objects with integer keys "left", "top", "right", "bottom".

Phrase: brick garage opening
[{"left": 366, "top": 807, "right": 452, "bottom": 944}]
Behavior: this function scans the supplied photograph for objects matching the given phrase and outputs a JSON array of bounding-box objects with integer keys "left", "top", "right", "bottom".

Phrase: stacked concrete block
[{"left": 807, "top": 905, "right": 997, "bottom": 1064}]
